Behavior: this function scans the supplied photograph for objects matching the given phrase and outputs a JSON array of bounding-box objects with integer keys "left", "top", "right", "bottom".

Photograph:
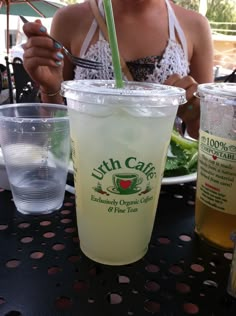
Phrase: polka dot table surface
[{"left": 0, "top": 183, "right": 235, "bottom": 316}]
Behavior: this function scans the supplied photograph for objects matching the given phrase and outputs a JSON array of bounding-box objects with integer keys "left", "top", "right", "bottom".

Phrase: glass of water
[{"left": 0, "top": 103, "right": 70, "bottom": 215}]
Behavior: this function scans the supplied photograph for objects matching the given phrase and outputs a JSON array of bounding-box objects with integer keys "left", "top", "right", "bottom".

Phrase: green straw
[{"left": 103, "top": 0, "right": 124, "bottom": 88}]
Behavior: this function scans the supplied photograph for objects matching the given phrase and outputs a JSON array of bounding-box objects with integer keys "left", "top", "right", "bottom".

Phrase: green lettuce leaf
[{"left": 164, "top": 130, "right": 198, "bottom": 177}]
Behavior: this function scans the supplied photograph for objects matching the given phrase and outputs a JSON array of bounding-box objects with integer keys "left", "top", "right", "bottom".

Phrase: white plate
[
  {"left": 68, "top": 160, "right": 74, "bottom": 174},
  {"left": 161, "top": 172, "right": 197, "bottom": 185},
  {"left": 0, "top": 148, "right": 11, "bottom": 190},
  {"left": 69, "top": 161, "right": 197, "bottom": 185},
  {"left": 0, "top": 147, "right": 4, "bottom": 166}
]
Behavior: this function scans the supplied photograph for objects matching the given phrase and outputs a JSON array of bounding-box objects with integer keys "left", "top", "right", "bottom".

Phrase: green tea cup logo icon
[{"left": 108, "top": 173, "right": 143, "bottom": 195}]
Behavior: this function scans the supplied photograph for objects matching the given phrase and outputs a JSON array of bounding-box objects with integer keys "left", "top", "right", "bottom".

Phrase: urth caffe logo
[{"left": 91, "top": 157, "right": 156, "bottom": 196}]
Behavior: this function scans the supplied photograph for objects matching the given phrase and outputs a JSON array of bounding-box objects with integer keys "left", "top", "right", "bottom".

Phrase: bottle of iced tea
[{"left": 195, "top": 83, "right": 236, "bottom": 250}]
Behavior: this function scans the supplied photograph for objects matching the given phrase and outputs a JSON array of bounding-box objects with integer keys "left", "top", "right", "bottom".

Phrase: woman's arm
[
  {"left": 165, "top": 6, "right": 214, "bottom": 138},
  {"left": 39, "top": 7, "right": 75, "bottom": 104},
  {"left": 187, "top": 12, "right": 214, "bottom": 83},
  {"left": 23, "top": 2, "right": 90, "bottom": 104},
  {"left": 40, "top": 2, "right": 94, "bottom": 104}
]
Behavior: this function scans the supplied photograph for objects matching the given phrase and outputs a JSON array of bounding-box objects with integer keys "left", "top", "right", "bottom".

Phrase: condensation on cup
[{"left": 0, "top": 103, "right": 70, "bottom": 215}]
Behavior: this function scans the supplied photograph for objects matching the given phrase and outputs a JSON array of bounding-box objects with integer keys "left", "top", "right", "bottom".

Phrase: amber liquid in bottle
[{"left": 195, "top": 196, "right": 236, "bottom": 250}]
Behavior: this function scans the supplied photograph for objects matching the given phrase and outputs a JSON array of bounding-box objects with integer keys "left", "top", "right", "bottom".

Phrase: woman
[{"left": 22, "top": 0, "right": 214, "bottom": 138}]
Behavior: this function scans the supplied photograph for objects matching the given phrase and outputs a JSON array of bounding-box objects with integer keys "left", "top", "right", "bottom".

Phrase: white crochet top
[{"left": 74, "top": 0, "right": 189, "bottom": 83}]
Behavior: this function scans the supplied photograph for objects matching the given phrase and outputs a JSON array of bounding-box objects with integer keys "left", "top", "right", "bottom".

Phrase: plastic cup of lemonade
[
  {"left": 61, "top": 80, "right": 186, "bottom": 265},
  {"left": 0, "top": 103, "right": 70, "bottom": 215}
]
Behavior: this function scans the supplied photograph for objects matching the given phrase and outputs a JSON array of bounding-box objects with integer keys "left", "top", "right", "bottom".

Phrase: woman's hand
[
  {"left": 164, "top": 74, "right": 200, "bottom": 139},
  {"left": 22, "top": 20, "right": 64, "bottom": 93}
]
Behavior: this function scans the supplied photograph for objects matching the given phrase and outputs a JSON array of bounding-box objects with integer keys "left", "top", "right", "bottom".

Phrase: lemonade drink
[{"left": 62, "top": 80, "right": 185, "bottom": 265}]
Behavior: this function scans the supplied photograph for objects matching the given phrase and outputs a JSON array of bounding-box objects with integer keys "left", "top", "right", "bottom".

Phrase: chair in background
[
  {"left": 0, "top": 63, "right": 10, "bottom": 105},
  {"left": 0, "top": 68, "right": 3, "bottom": 95},
  {"left": 5, "top": 56, "right": 39, "bottom": 103},
  {"left": 225, "top": 68, "right": 236, "bottom": 83},
  {"left": 214, "top": 68, "right": 236, "bottom": 83}
]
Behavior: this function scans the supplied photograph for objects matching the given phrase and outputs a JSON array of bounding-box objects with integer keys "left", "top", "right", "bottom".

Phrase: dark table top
[{"left": 0, "top": 181, "right": 236, "bottom": 316}]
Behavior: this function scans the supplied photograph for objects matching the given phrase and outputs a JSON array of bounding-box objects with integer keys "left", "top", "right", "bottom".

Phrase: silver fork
[{"left": 20, "top": 16, "right": 102, "bottom": 70}]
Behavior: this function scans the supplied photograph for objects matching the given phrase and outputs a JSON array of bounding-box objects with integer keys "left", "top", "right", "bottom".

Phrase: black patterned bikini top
[{"left": 74, "top": 0, "right": 189, "bottom": 83}]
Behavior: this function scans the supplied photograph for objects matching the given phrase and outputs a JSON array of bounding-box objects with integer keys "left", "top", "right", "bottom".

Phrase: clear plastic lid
[
  {"left": 61, "top": 80, "right": 186, "bottom": 106},
  {"left": 198, "top": 83, "right": 236, "bottom": 99}
]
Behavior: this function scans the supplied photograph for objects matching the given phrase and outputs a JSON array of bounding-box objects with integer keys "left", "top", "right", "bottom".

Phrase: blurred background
[
  {"left": 0, "top": 0, "right": 235, "bottom": 76},
  {"left": 175, "top": 0, "right": 236, "bottom": 77}
]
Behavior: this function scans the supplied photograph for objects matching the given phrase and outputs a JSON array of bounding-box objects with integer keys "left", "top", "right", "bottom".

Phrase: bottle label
[{"left": 197, "top": 130, "right": 236, "bottom": 214}]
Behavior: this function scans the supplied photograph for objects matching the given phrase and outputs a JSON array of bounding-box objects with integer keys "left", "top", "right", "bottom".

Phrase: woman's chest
[{"left": 115, "top": 15, "right": 170, "bottom": 61}]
